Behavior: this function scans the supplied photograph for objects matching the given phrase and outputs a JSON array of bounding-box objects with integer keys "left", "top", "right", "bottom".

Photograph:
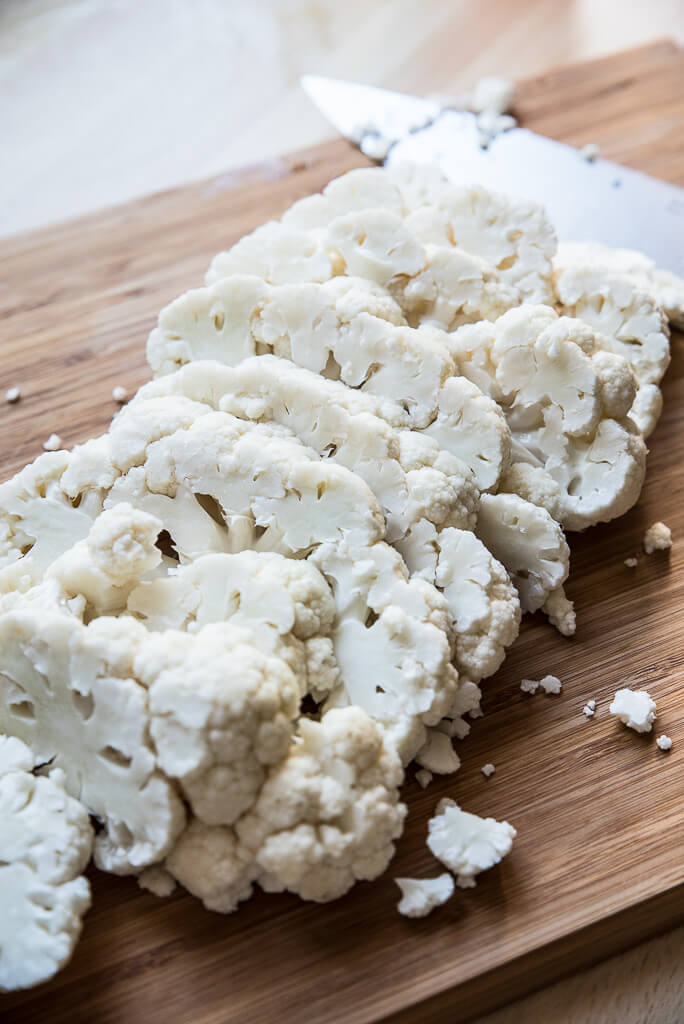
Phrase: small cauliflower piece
[
  {"left": 643, "top": 521, "right": 672, "bottom": 554},
  {"left": 415, "top": 729, "right": 461, "bottom": 775},
  {"left": 542, "top": 585, "right": 576, "bottom": 637},
  {"left": 481, "top": 763, "right": 496, "bottom": 777},
  {"left": 624, "top": 556, "right": 638, "bottom": 568},
  {"left": 138, "top": 865, "right": 177, "bottom": 898},
  {"left": 656, "top": 735, "right": 673, "bottom": 752},
  {"left": 520, "top": 679, "right": 540, "bottom": 694},
  {"left": 395, "top": 874, "right": 454, "bottom": 918},
  {"left": 539, "top": 674, "right": 562, "bottom": 695},
  {"left": 415, "top": 768, "right": 433, "bottom": 789},
  {"left": 427, "top": 798, "right": 516, "bottom": 888},
  {"left": 0, "top": 735, "right": 93, "bottom": 992},
  {"left": 609, "top": 688, "right": 657, "bottom": 733}
]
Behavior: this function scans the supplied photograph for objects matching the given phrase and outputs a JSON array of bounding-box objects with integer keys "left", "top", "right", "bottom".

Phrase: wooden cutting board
[{"left": 2, "top": 40, "right": 684, "bottom": 1024}]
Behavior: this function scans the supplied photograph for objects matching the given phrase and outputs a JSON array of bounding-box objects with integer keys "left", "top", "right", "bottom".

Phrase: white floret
[
  {"left": 609, "top": 688, "right": 657, "bottom": 733},
  {"left": 555, "top": 240, "right": 684, "bottom": 329},
  {"left": 541, "top": 585, "right": 576, "bottom": 637},
  {"left": 656, "top": 735, "right": 673, "bottom": 752},
  {"left": 643, "top": 521, "right": 672, "bottom": 554},
  {"left": 553, "top": 255, "right": 670, "bottom": 436},
  {"left": 395, "top": 874, "right": 454, "bottom": 917},
  {"left": 539, "top": 674, "right": 562, "bottom": 694},
  {"left": 481, "top": 763, "right": 496, "bottom": 777},
  {"left": 0, "top": 735, "right": 93, "bottom": 992},
  {"left": 426, "top": 798, "right": 516, "bottom": 888},
  {"left": 450, "top": 305, "right": 647, "bottom": 530},
  {"left": 167, "top": 708, "right": 407, "bottom": 911}
]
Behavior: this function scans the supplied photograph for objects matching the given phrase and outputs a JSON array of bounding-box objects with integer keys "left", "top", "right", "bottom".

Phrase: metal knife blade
[{"left": 301, "top": 75, "right": 684, "bottom": 276}]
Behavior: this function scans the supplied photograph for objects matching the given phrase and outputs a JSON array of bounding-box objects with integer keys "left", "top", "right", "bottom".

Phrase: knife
[{"left": 301, "top": 75, "right": 684, "bottom": 276}]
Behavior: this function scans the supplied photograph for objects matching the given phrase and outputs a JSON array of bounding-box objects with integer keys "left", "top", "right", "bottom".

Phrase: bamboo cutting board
[{"left": 2, "top": 40, "right": 684, "bottom": 1024}]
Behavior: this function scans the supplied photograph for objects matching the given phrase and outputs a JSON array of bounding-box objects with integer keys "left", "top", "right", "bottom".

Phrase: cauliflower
[
  {"left": 134, "top": 358, "right": 520, "bottom": 684},
  {"left": 553, "top": 255, "right": 670, "bottom": 436},
  {"left": 415, "top": 729, "right": 461, "bottom": 774},
  {"left": 643, "top": 521, "right": 672, "bottom": 554},
  {"left": 167, "top": 707, "right": 406, "bottom": 911},
  {"left": 0, "top": 735, "right": 93, "bottom": 992},
  {"left": 450, "top": 305, "right": 647, "bottom": 529},
  {"left": 395, "top": 874, "right": 454, "bottom": 918},
  {"left": 609, "top": 688, "right": 657, "bottom": 733},
  {"left": 0, "top": 603, "right": 186, "bottom": 874},
  {"left": 555, "top": 240, "right": 684, "bottom": 329},
  {"left": 542, "top": 585, "right": 576, "bottom": 637},
  {"left": 476, "top": 493, "right": 569, "bottom": 613},
  {"left": 426, "top": 798, "right": 516, "bottom": 888}
]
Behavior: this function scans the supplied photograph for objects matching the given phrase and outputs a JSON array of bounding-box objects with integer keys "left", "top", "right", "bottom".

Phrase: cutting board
[{"left": 2, "top": 40, "right": 683, "bottom": 1024}]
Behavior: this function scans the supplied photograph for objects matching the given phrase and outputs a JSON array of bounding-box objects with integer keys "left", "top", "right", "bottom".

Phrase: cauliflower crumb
[
  {"left": 42, "top": 433, "right": 63, "bottom": 452},
  {"left": 112, "top": 385, "right": 128, "bottom": 403},
  {"left": 643, "top": 522, "right": 672, "bottom": 554},
  {"left": 415, "top": 768, "right": 433, "bottom": 789},
  {"left": 481, "top": 763, "right": 495, "bottom": 778},
  {"left": 580, "top": 142, "right": 600, "bottom": 162},
  {"left": 656, "top": 734, "right": 673, "bottom": 752},
  {"left": 540, "top": 674, "right": 562, "bottom": 695},
  {"left": 582, "top": 704, "right": 595, "bottom": 718},
  {"left": 586, "top": 699, "right": 596, "bottom": 711},
  {"left": 520, "top": 678, "right": 540, "bottom": 695},
  {"left": 5, "top": 386, "right": 21, "bottom": 404},
  {"left": 138, "top": 866, "right": 177, "bottom": 898},
  {"left": 609, "top": 688, "right": 657, "bottom": 733},
  {"left": 624, "top": 557, "right": 638, "bottom": 568},
  {"left": 395, "top": 874, "right": 454, "bottom": 918},
  {"left": 427, "top": 798, "right": 516, "bottom": 888}
]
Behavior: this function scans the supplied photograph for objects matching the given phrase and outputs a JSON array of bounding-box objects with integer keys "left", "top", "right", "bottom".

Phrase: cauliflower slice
[
  {"left": 450, "top": 306, "right": 647, "bottom": 529},
  {"left": 553, "top": 257, "right": 670, "bottom": 436},
  {"left": 167, "top": 707, "right": 406, "bottom": 912},
  {"left": 476, "top": 493, "right": 569, "bottom": 612},
  {"left": 0, "top": 735, "right": 93, "bottom": 992},
  {"left": 556, "top": 241, "right": 684, "bottom": 329},
  {"left": 0, "top": 605, "right": 186, "bottom": 874},
  {"left": 395, "top": 874, "right": 454, "bottom": 918},
  {"left": 427, "top": 797, "right": 516, "bottom": 888}
]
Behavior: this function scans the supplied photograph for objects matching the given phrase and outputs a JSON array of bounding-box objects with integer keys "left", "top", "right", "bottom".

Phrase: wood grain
[{"left": 1, "top": 41, "right": 684, "bottom": 1024}]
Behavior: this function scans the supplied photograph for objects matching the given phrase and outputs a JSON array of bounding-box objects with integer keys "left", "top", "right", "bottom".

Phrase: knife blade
[{"left": 301, "top": 75, "right": 684, "bottom": 276}]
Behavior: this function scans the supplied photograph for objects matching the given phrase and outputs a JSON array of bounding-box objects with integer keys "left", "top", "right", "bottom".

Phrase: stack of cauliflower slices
[{"left": 1, "top": 162, "right": 679, "bottom": 986}]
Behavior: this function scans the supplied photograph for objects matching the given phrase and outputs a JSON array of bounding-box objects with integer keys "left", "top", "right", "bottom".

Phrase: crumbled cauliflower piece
[
  {"left": 643, "top": 521, "right": 672, "bottom": 554},
  {"left": 540, "top": 674, "right": 562, "bottom": 695},
  {"left": 656, "top": 735, "right": 673, "bottom": 752},
  {"left": 624, "top": 556, "right": 638, "bottom": 568},
  {"left": 415, "top": 768, "right": 433, "bottom": 789},
  {"left": 5, "top": 386, "right": 21, "bottom": 404},
  {"left": 138, "top": 865, "right": 177, "bottom": 898},
  {"left": 0, "top": 735, "right": 93, "bottom": 992},
  {"left": 609, "top": 688, "right": 657, "bottom": 733},
  {"left": 542, "top": 585, "right": 576, "bottom": 637},
  {"left": 395, "top": 873, "right": 454, "bottom": 917},
  {"left": 427, "top": 798, "right": 516, "bottom": 888},
  {"left": 43, "top": 433, "right": 63, "bottom": 452},
  {"left": 415, "top": 729, "right": 460, "bottom": 775},
  {"left": 583, "top": 704, "right": 595, "bottom": 718},
  {"left": 520, "top": 679, "right": 540, "bottom": 695},
  {"left": 112, "top": 385, "right": 128, "bottom": 403},
  {"left": 481, "top": 763, "right": 496, "bottom": 777},
  {"left": 168, "top": 708, "right": 406, "bottom": 911}
]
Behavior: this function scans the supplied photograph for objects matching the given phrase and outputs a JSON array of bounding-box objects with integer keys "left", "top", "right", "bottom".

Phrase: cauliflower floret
[
  {"left": 167, "top": 707, "right": 406, "bottom": 911},
  {"left": 47, "top": 503, "right": 162, "bottom": 615},
  {"left": 553, "top": 257, "right": 670, "bottom": 436},
  {"left": 426, "top": 797, "right": 516, "bottom": 888},
  {"left": 135, "top": 624, "right": 302, "bottom": 826},
  {"left": 0, "top": 736, "right": 93, "bottom": 992},
  {"left": 609, "top": 688, "right": 657, "bottom": 733},
  {"left": 0, "top": 606, "right": 186, "bottom": 874},
  {"left": 476, "top": 493, "right": 569, "bottom": 612},
  {"left": 450, "top": 306, "right": 647, "bottom": 529},
  {"left": 395, "top": 874, "right": 454, "bottom": 918},
  {"left": 542, "top": 585, "right": 576, "bottom": 637},
  {"left": 555, "top": 241, "right": 684, "bottom": 329}
]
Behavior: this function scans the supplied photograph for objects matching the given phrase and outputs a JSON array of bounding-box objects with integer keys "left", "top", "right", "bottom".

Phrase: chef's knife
[{"left": 301, "top": 75, "right": 684, "bottom": 275}]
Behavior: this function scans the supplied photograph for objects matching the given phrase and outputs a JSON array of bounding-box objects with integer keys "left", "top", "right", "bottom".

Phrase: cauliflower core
[{"left": 0, "top": 735, "right": 93, "bottom": 992}]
